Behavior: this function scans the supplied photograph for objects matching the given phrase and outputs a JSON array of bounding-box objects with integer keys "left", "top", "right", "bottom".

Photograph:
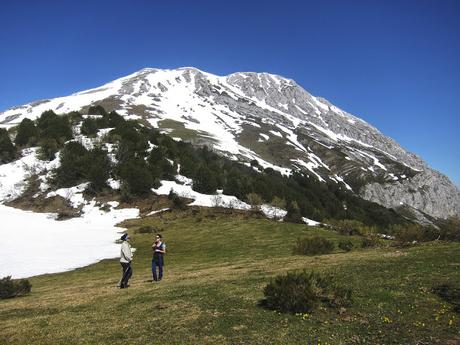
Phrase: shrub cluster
[
  {"left": 326, "top": 219, "right": 379, "bottom": 236},
  {"left": 293, "top": 236, "right": 335, "bottom": 256},
  {"left": 338, "top": 239, "right": 354, "bottom": 252},
  {"left": 361, "top": 236, "right": 380, "bottom": 248},
  {"left": 437, "top": 217, "right": 460, "bottom": 242},
  {"left": 262, "top": 271, "right": 352, "bottom": 313},
  {"left": 432, "top": 283, "right": 460, "bottom": 313},
  {"left": 389, "top": 224, "right": 439, "bottom": 244},
  {"left": 54, "top": 142, "right": 111, "bottom": 192},
  {"left": 0, "top": 276, "right": 32, "bottom": 299}
]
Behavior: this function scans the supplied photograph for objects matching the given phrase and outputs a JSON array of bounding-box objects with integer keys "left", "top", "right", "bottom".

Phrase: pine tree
[
  {"left": 86, "top": 148, "right": 111, "bottom": 192},
  {"left": 0, "top": 128, "right": 16, "bottom": 163},
  {"left": 54, "top": 142, "right": 88, "bottom": 187},
  {"left": 15, "top": 118, "right": 38, "bottom": 147},
  {"left": 80, "top": 118, "right": 98, "bottom": 136},
  {"left": 285, "top": 200, "right": 304, "bottom": 224},
  {"left": 193, "top": 164, "right": 218, "bottom": 194},
  {"left": 37, "top": 110, "right": 73, "bottom": 144},
  {"left": 38, "top": 138, "right": 58, "bottom": 161},
  {"left": 118, "top": 157, "right": 153, "bottom": 196}
]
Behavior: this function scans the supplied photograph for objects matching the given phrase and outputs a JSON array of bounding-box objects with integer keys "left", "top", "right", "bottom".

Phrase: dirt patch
[{"left": 6, "top": 176, "right": 81, "bottom": 219}]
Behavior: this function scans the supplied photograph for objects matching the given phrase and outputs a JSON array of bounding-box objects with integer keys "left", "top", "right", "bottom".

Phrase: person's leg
[
  {"left": 152, "top": 259, "right": 158, "bottom": 281},
  {"left": 125, "top": 263, "right": 132, "bottom": 286},
  {"left": 158, "top": 257, "right": 163, "bottom": 280},
  {"left": 120, "top": 262, "right": 130, "bottom": 288}
]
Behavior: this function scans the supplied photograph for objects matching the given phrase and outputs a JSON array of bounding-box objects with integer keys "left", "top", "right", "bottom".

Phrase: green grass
[{"left": 1, "top": 209, "right": 459, "bottom": 345}]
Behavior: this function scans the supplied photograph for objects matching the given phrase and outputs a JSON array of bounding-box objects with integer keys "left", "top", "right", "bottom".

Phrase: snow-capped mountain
[{"left": 1, "top": 67, "right": 459, "bottom": 219}]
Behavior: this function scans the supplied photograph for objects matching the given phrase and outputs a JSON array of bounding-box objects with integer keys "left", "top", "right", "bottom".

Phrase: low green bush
[
  {"left": 0, "top": 276, "right": 32, "bottom": 299},
  {"left": 293, "top": 236, "right": 334, "bottom": 255},
  {"left": 390, "top": 224, "right": 439, "bottom": 243},
  {"left": 361, "top": 236, "right": 379, "bottom": 248},
  {"left": 338, "top": 239, "right": 354, "bottom": 252},
  {"left": 262, "top": 271, "right": 352, "bottom": 313},
  {"left": 168, "top": 191, "right": 187, "bottom": 210}
]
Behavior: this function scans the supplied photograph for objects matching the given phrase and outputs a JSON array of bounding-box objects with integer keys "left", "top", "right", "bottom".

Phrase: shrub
[
  {"left": 361, "top": 236, "right": 379, "bottom": 248},
  {"left": 391, "top": 224, "right": 438, "bottom": 243},
  {"left": 262, "top": 271, "right": 352, "bottom": 313},
  {"left": 293, "top": 236, "right": 335, "bottom": 255},
  {"left": 338, "top": 239, "right": 354, "bottom": 252},
  {"left": 438, "top": 217, "right": 460, "bottom": 242},
  {"left": 246, "top": 192, "right": 263, "bottom": 212},
  {"left": 168, "top": 190, "right": 187, "bottom": 210},
  {"left": 432, "top": 283, "right": 460, "bottom": 313},
  {"left": 0, "top": 276, "right": 32, "bottom": 299}
]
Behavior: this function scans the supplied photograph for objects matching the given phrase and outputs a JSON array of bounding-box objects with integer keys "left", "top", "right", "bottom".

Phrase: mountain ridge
[{"left": 1, "top": 67, "right": 459, "bottom": 219}]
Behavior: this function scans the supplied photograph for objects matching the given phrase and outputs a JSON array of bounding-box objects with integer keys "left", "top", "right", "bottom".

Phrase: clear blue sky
[{"left": 1, "top": 0, "right": 459, "bottom": 186}]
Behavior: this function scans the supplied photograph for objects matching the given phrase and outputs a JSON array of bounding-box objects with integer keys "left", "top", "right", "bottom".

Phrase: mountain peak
[{"left": 0, "top": 67, "right": 458, "bottom": 218}]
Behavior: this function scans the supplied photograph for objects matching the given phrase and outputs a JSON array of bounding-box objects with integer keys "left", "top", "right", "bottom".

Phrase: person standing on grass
[
  {"left": 152, "top": 234, "right": 166, "bottom": 282},
  {"left": 119, "top": 233, "right": 133, "bottom": 288}
]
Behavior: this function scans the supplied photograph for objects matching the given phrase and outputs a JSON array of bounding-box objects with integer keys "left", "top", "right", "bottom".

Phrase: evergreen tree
[
  {"left": 118, "top": 157, "right": 153, "bottom": 196},
  {"left": 87, "top": 105, "right": 107, "bottom": 116},
  {"left": 14, "top": 118, "right": 38, "bottom": 146},
  {"left": 192, "top": 164, "right": 218, "bottom": 194},
  {"left": 86, "top": 147, "right": 111, "bottom": 192},
  {"left": 285, "top": 200, "right": 304, "bottom": 224},
  {"left": 54, "top": 142, "right": 88, "bottom": 187},
  {"left": 38, "top": 138, "right": 58, "bottom": 161},
  {"left": 37, "top": 110, "right": 73, "bottom": 144},
  {"left": 80, "top": 118, "right": 98, "bottom": 136},
  {"left": 0, "top": 128, "right": 16, "bottom": 163}
]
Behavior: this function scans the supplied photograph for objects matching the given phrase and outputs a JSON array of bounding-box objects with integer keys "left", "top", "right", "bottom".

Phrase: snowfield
[
  {"left": 0, "top": 203, "right": 138, "bottom": 279},
  {"left": 0, "top": 147, "right": 139, "bottom": 279}
]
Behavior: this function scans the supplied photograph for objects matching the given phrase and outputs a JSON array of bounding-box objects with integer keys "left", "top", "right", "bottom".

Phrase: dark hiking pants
[{"left": 120, "top": 262, "right": 132, "bottom": 288}]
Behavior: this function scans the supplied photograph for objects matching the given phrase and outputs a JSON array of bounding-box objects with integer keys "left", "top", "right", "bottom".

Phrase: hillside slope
[
  {"left": 1, "top": 210, "right": 459, "bottom": 345},
  {"left": 1, "top": 67, "right": 459, "bottom": 218}
]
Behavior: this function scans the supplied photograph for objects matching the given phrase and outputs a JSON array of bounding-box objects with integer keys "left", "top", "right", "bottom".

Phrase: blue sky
[{"left": 1, "top": 0, "right": 459, "bottom": 186}]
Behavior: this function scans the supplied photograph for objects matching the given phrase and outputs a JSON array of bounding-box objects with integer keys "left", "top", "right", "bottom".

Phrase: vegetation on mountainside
[
  {"left": 1, "top": 210, "right": 459, "bottom": 345},
  {"left": 7, "top": 106, "right": 460, "bottom": 239}
]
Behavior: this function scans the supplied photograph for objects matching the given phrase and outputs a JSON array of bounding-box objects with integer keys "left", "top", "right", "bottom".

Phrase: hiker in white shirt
[{"left": 119, "top": 233, "right": 133, "bottom": 288}]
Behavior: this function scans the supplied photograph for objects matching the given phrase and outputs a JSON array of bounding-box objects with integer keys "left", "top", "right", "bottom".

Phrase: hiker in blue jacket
[{"left": 152, "top": 234, "right": 166, "bottom": 282}]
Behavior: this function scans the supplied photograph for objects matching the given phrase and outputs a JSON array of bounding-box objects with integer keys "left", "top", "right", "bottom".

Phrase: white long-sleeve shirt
[{"left": 120, "top": 241, "right": 133, "bottom": 263}]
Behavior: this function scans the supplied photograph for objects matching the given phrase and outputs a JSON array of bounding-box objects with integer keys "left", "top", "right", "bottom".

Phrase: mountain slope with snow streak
[{"left": 1, "top": 67, "right": 459, "bottom": 218}]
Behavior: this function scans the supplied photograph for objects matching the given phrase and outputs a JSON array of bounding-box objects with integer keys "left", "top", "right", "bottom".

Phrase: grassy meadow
[{"left": 1, "top": 208, "right": 459, "bottom": 345}]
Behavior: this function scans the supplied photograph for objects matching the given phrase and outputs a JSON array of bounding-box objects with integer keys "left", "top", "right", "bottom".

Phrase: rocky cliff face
[{"left": 1, "top": 67, "right": 459, "bottom": 218}]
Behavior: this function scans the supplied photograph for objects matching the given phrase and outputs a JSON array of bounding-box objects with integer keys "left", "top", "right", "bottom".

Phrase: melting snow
[{"left": 0, "top": 203, "right": 138, "bottom": 279}]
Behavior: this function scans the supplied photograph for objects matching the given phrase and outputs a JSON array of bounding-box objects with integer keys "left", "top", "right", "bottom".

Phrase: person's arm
[{"left": 154, "top": 243, "right": 166, "bottom": 254}]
